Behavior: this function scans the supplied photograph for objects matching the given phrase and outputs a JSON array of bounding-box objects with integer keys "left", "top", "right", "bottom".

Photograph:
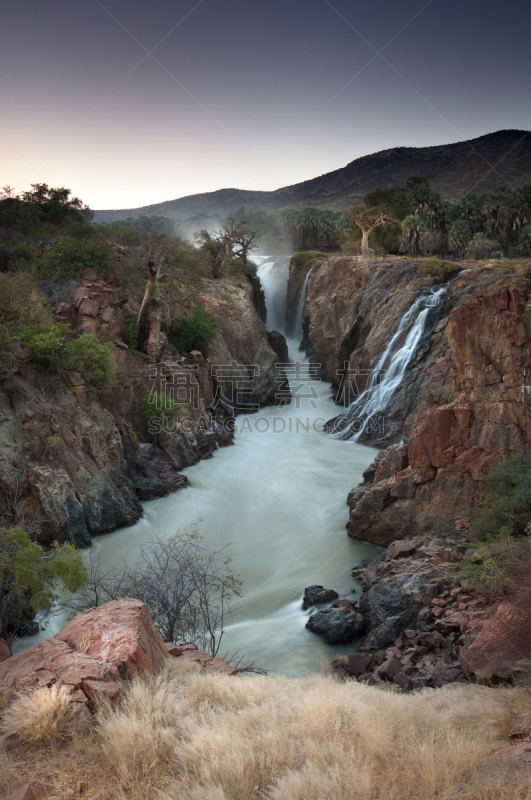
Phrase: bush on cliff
[
  {"left": 457, "top": 454, "right": 531, "bottom": 595},
  {"left": 0, "top": 525, "right": 86, "bottom": 644},
  {"left": 37, "top": 237, "right": 113, "bottom": 281},
  {"left": 168, "top": 304, "right": 218, "bottom": 353},
  {"left": 59, "top": 333, "right": 116, "bottom": 388}
]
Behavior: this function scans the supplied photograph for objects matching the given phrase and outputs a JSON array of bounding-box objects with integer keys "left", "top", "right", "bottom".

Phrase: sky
[{"left": 1, "top": 0, "right": 530, "bottom": 210}]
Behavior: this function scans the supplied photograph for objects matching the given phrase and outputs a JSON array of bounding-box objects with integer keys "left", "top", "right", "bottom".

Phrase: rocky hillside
[
  {"left": 1, "top": 269, "right": 281, "bottom": 548},
  {"left": 94, "top": 130, "right": 531, "bottom": 221}
]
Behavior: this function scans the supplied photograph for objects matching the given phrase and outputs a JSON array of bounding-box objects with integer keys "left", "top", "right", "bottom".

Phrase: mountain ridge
[{"left": 93, "top": 129, "right": 531, "bottom": 222}]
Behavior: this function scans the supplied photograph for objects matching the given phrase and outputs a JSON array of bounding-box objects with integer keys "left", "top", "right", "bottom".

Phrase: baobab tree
[{"left": 349, "top": 204, "right": 399, "bottom": 254}]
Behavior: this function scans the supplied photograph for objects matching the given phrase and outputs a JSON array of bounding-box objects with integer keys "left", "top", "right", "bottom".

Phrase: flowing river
[{"left": 19, "top": 257, "right": 379, "bottom": 674}]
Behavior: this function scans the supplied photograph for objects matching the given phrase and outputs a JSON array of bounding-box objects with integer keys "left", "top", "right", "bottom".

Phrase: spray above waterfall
[{"left": 331, "top": 286, "right": 447, "bottom": 441}]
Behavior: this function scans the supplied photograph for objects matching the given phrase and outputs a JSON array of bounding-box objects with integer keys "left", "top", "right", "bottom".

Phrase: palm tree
[{"left": 399, "top": 215, "right": 428, "bottom": 256}]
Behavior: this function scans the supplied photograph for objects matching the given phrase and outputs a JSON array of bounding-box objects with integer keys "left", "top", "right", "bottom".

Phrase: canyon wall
[
  {"left": 294, "top": 254, "right": 514, "bottom": 446},
  {"left": 1, "top": 270, "right": 281, "bottom": 547},
  {"left": 346, "top": 276, "right": 531, "bottom": 545}
]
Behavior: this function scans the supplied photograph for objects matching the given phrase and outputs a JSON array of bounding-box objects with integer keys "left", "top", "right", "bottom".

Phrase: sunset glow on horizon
[{"left": 2, "top": 0, "right": 530, "bottom": 210}]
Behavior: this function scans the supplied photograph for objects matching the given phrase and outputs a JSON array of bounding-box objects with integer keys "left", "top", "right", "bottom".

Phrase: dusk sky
[{"left": 2, "top": 0, "right": 530, "bottom": 210}]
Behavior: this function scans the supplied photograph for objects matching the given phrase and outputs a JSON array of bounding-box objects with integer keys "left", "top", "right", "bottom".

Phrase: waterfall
[
  {"left": 295, "top": 269, "right": 312, "bottom": 343},
  {"left": 331, "top": 286, "right": 446, "bottom": 441},
  {"left": 254, "top": 256, "right": 291, "bottom": 333}
]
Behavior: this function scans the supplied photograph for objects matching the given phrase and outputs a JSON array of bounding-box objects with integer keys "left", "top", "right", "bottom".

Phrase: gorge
[{"left": 5, "top": 249, "right": 531, "bottom": 687}]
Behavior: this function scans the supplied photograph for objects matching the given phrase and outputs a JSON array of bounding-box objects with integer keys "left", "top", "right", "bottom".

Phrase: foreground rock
[
  {"left": 0, "top": 599, "right": 168, "bottom": 709},
  {"left": 0, "top": 599, "right": 239, "bottom": 739}
]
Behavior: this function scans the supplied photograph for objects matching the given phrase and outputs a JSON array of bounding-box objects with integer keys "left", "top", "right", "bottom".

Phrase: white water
[
  {"left": 18, "top": 257, "right": 378, "bottom": 674},
  {"left": 294, "top": 268, "right": 312, "bottom": 342},
  {"left": 331, "top": 286, "right": 446, "bottom": 441},
  {"left": 253, "top": 255, "right": 291, "bottom": 333}
]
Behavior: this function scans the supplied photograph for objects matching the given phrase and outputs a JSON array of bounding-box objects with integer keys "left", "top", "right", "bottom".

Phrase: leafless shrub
[{"left": 59, "top": 527, "right": 241, "bottom": 657}]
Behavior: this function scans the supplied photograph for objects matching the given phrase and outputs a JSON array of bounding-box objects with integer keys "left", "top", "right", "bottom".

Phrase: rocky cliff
[
  {"left": 346, "top": 275, "right": 531, "bottom": 545},
  {"left": 0, "top": 270, "right": 280, "bottom": 547},
  {"left": 295, "top": 254, "right": 516, "bottom": 447}
]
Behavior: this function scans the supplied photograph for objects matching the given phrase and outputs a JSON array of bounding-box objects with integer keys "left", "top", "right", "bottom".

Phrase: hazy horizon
[{"left": 3, "top": 1, "right": 531, "bottom": 209}]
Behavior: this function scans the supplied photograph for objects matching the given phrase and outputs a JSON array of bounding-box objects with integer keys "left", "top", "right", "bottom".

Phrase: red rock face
[
  {"left": 55, "top": 598, "right": 169, "bottom": 680},
  {"left": 0, "top": 599, "right": 168, "bottom": 702},
  {"left": 347, "top": 278, "right": 531, "bottom": 544}
]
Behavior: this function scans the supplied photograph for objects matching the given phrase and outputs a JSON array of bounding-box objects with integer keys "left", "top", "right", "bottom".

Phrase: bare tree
[
  {"left": 58, "top": 528, "right": 242, "bottom": 657},
  {"left": 349, "top": 204, "right": 399, "bottom": 254},
  {"left": 195, "top": 219, "right": 259, "bottom": 278}
]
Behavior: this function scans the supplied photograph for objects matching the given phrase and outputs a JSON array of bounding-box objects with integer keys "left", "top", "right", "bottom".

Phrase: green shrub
[
  {"left": 22, "top": 323, "right": 64, "bottom": 365},
  {"left": 455, "top": 455, "right": 531, "bottom": 596},
  {"left": 471, "top": 454, "right": 531, "bottom": 541},
  {"left": 124, "top": 310, "right": 140, "bottom": 352},
  {"left": 0, "top": 525, "right": 86, "bottom": 641},
  {"left": 431, "top": 386, "right": 450, "bottom": 403},
  {"left": 0, "top": 325, "right": 20, "bottom": 378},
  {"left": 169, "top": 305, "right": 218, "bottom": 353},
  {"left": 418, "top": 257, "right": 460, "bottom": 280},
  {"left": 38, "top": 237, "right": 113, "bottom": 281},
  {"left": 141, "top": 392, "right": 189, "bottom": 420},
  {"left": 59, "top": 333, "right": 116, "bottom": 388}
]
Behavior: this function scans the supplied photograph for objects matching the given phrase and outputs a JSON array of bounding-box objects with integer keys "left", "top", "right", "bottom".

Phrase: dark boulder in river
[
  {"left": 302, "top": 585, "right": 339, "bottom": 610},
  {"left": 306, "top": 604, "right": 365, "bottom": 644}
]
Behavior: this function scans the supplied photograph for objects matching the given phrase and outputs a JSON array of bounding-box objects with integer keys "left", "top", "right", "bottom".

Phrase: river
[{"left": 19, "top": 257, "right": 379, "bottom": 674}]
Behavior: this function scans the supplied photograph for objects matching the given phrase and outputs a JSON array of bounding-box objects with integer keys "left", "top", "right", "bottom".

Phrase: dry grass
[
  {"left": 1, "top": 664, "right": 531, "bottom": 799},
  {"left": 1, "top": 684, "right": 72, "bottom": 743},
  {"left": 93, "top": 662, "right": 531, "bottom": 800},
  {"left": 75, "top": 635, "right": 92, "bottom": 654}
]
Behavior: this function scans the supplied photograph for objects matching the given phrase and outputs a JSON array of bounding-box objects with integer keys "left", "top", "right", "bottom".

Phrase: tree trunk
[
  {"left": 137, "top": 260, "right": 162, "bottom": 360},
  {"left": 361, "top": 229, "right": 370, "bottom": 252}
]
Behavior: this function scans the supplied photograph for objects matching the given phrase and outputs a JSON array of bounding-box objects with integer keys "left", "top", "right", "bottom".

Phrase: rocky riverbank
[{"left": 312, "top": 264, "right": 531, "bottom": 689}]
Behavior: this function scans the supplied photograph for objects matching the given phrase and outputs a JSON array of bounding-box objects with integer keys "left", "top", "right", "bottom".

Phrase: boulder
[
  {"left": 376, "top": 657, "right": 403, "bottom": 681},
  {"left": 302, "top": 585, "right": 339, "bottom": 610},
  {"left": 393, "top": 672, "right": 412, "bottom": 691},
  {"left": 330, "top": 653, "right": 375, "bottom": 678},
  {"left": 386, "top": 540, "right": 417, "bottom": 561},
  {"left": 459, "top": 600, "right": 531, "bottom": 683},
  {"left": 306, "top": 606, "right": 365, "bottom": 644},
  {"left": 266, "top": 330, "right": 289, "bottom": 363},
  {"left": 431, "top": 660, "right": 467, "bottom": 688},
  {"left": 0, "top": 599, "right": 168, "bottom": 701},
  {"left": 55, "top": 598, "right": 169, "bottom": 679},
  {"left": 359, "top": 572, "right": 443, "bottom": 650}
]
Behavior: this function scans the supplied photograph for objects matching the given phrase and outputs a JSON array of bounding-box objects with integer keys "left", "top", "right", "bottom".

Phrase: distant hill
[{"left": 94, "top": 130, "right": 531, "bottom": 223}]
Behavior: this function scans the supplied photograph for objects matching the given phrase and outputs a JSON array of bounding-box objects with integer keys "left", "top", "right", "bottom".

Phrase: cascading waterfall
[
  {"left": 331, "top": 286, "right": 446, "bottom": 441},
  {"left": 252, "top": 255, "right": 291, "bottom": 333},
  {"left": 294, "top": 269, "right": 312, "bottom": 342}
]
